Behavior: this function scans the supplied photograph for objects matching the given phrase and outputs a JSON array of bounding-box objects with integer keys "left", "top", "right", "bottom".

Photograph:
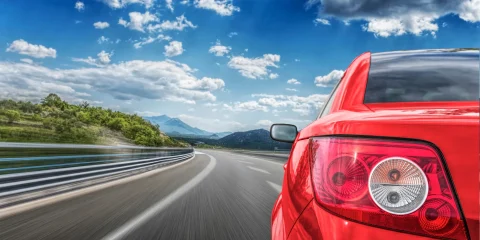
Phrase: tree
[
  {"left": 42, "top": 93, "right": 65, "bottom": 108},
  {"left": 4, "top": 110, "right": 20, "bottom": 123}
]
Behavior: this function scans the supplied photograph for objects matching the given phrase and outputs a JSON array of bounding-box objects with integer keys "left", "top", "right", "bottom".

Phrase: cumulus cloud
[
  {"left": 194, "top": 0, "right": 240, "bottom": 16},
  {"left": 313, "top": 18, "right": 330, "bottom": 25},
  {"left": 287, "top": 79, "right": 301, "bottom": 85},
  {"left": 166, "top": 0, "right": 174, "bottom": 11},
  {"left": 75, "top": 1, "right": 85, "bottom": 11},
  {"left": 20, "top": 58, "right": 34, "bottom": 64},
  {"left": 252, "top": 93, "right": 329, "bottom": 116},
  {"left": 72, "top": 50, "right": 114, "bottom": 67},
  {"left": 101, "top": 0, "right": 154, "bottom": 9},
  {"left": 269, "top": 73, "right": 279, "bottom": 79},
  {"left": 228, "top": 32, "right": 238, "bottom": 37},
  {"left": 228, "top": 54, "right": 281, "bottom": 79},
  {"left": 97, "top": 36, "right": 111, "bottom": 44},
  {"left": 223, "top": 101, "right": 268, "bottom": 112},
  {"left": 6, "top": 39, "right": 56, "bottom": 59},
  {"left": 94, "top": 21, "right": 110, "bottom": 29},
  {"left": 147, "top": 15, "right": 197, "bottom": 32},
  {"left": 314, "top": 69, "right": 344, "bottom": 87},
  {"left": 164, "top": 41, "right": 184, "bottom": 57},
  {"left": 286, "top": 88, "right": 298, "bottom": 92},
  {"left": 133, "top": 34, "right": 171, "bottom": 49},
  {"left": 256, "top": 120, "right": 273, "bottom": 128},
  {"left": 119, "top": 11, "right": 158, "bottom": 32},
  {"left": 208, "top": 40, "right": 231, "bottom": 56},
  {"left": 179, "top": 114, "right": 245, "bottom": 132},
  {"left": 307, "top": 0, "right": 480, "bottom": 37},
  {"left": 0, "top": 59, "right": 224, "bottom": 105}
]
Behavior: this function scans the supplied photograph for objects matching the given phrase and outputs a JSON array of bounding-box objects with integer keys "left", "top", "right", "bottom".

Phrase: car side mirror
[{"left": 270, "top": 124, "right": 298, "bottom": 143}]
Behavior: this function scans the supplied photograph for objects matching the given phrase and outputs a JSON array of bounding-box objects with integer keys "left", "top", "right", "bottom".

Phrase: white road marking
[
  {"left": 266, "top": 181, "right": 282, "bottom": 193},
  {"left": 238, "top": 160, "right": 254, "bottom": 165},
  {"left": 102, "top": 154, "right": 217, "bottom": 240},
  {"left": 230, "top": 153, "right": 285, "bottom": 166},
  {"left": 194, "top": 151, "right": 205, "bottom": 154},
  {"left": 247, "top": 166, "right": 270, "bottom": 174}
]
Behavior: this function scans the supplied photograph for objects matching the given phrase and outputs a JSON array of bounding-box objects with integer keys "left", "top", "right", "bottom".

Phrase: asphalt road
[{"left": 0, "top": 150, "right": 286, "bottom": 240}]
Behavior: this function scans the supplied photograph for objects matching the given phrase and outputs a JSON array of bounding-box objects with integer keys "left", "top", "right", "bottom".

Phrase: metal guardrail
[{"left": 0, "top": 143, "right": 194, "bottom": 207}]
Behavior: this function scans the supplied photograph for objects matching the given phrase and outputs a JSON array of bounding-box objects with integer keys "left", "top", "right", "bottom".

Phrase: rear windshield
[{"left": 364, "top": 49, "right": 479, "bottom": 103}]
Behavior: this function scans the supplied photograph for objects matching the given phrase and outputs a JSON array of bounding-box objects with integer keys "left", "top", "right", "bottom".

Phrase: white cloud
[
  {"left": 119, "top": 11, "right": 158, "bottom": 32},
  {"left": 180, "top": 0, "right": 189, "bottom": 4},
  {"left": 147, "top": 15, "right": 196, "bottom": 32},
  {"left": 133, "top": 34, "right": 171, "bottom": 49},
  {"left": 308, "top": 0, "right": 480, "bottom": 37},
  {"left": 20, "top": 58, "right": 34, "bottom": 64},
  {"left": 256, "top": 119, "right": 273, "bottom": 128},
  {"left": 194, "top": 0, "right": 240, "bottom": 16},
  {"left": 75, "top": 20, "right": 82, "bottom": 24},
  {"left": 442, "top": 22, "right": 448, "bottom": 27},
  {"left": 204, "top": 102, "right": 218, "bottom": 107},
  {"left": 287, "top": 78, "right": 301, "bottom": 85},
  {"left": 97, "top": 36, "right": 111, "bottom": 44},
  {"left": 0, "top": 59, "right": 224, "bottom": 105},
  {"left": 188, "top": 108, "right": 195, "bottom": 112},
  {"left": 94, "top": 21, "right": 110, "bottom": 29},
  {"left": 223, "top": 101, "right": 268, "bottom": 112},
  {"left": 6, "top": 39, "right": 56, "bottom": 59},
  {"left": 294, "top": 59, "right": 300, "bottom": 62},
  {"left": 458, "top": 0, "right": 480, "bottom": 22},
  {"left": 116, "top": 39, "right": 121, "bottom": 43},
  {"left": 164, "top": 41, "right": 184, "bottom": 57},
  {"left": 314, "top": 70, "right": 344, "bottom": 87},
  {"left": 72, "top": 50, "right": 114, "bottom": 67},
  {"left": 136, "top": 111, "right": 163, "bottom": 116},
  {"left": 228, "top": 54, "right": 281, "bottom": 79},
  {"left": 75, "top": 1, "right": 85, "bottom": 11},
  {"left": 269, "top": 73, "right": 279, "bottom": 79},
  {"left": 166, "top": 0, "right": 174, "bottom": 12},
  {"left": 314, "top": 18, "right": 330, "bottom": 25},
  {"left": 212, "top": 108, "right": 217, "bottom": 112},
  {"left": 208, "top": 40, "right": 231, "bottom": 56},
  {"left": 244, "top": 48, "right": 248, "bottom": 52},
  {"left": 285, "top": 88, "right": 297, "bottom": 92},
  {"left": 252, "top": 93, "right": 329, "bottom": 116},
  {"left": 163, "top": 96, "right": 195, "bottom": 104},
  {"left": 178, "top": 114, "right": 245, "bottom": 132},
  {"left": 97, "top": 50, "right": 113, "bottom": 64},
  {"left": 362, "top": 14, "right": 438, "bottom": 37},
  {"left": 228, "top": 32, "right": 238, "bottom": 37},
  {"left": 101, "top": 0, "right": 154, "bottom": 9}
]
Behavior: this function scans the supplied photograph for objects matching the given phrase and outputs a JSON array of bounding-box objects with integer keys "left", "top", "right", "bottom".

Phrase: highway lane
[{"left": 0, "top": 150, "right": 285, "bottom": 240}]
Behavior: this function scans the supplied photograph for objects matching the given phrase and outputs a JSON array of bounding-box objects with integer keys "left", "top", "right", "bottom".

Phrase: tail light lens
[{"left": 310, "top": 137, "right": 467, "bottom": 239}]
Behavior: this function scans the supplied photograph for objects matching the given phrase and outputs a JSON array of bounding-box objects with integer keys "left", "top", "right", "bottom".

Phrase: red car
[{"left": 270, "top": 49, "right": 479, "bottom": 240}]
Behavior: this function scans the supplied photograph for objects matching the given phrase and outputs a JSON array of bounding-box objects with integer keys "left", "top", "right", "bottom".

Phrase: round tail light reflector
[{"left": 369, "top": 157, "right": 428, "bottom": 215}]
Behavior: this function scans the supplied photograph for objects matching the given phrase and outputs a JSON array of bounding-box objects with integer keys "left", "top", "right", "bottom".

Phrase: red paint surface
[{"left": 271, "top": 51, "right": 479, "bottom": 240}]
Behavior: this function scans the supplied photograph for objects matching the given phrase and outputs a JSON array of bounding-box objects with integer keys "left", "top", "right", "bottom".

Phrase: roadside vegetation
[{"left": 0, "top": 94, "right": 187, "bottom": 147}]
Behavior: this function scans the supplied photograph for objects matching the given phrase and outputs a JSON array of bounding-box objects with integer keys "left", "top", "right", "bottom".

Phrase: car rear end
[{"left": 272, "top": 49, "right": 479, "bottom": 240}]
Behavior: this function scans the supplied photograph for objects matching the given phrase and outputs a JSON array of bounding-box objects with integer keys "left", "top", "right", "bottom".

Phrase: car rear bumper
[{"left": 273, "top": 199, "right": 435, "bottom": 240}]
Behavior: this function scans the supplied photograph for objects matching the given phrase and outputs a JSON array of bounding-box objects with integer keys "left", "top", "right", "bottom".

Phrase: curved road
[{"left": 0, "top": 150, "right": 285, "bottom": 240}]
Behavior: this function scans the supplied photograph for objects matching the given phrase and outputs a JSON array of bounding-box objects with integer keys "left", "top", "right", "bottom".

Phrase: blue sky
[{"left": 0, "top": 0, "right": 479, "bottom": 132}]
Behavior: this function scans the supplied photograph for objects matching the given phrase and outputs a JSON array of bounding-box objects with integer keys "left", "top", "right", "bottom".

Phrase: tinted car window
[{"left": 365, "top": 49, "right": 479, "bottom": 103}]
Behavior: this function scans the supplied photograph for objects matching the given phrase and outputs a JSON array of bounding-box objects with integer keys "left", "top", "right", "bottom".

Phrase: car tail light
[{"left": 310, "top": 137, "right": 467, "bottom": 239}]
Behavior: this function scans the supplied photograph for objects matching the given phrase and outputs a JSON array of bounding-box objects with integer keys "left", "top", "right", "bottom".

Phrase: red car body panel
[{"left": 271, "top": 51, "right": 479, "bottom": 239}]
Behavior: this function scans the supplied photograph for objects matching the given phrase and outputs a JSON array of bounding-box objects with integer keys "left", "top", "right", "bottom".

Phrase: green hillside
[{"left": 0, "top": 94, "right": 186, "bottom": 147}]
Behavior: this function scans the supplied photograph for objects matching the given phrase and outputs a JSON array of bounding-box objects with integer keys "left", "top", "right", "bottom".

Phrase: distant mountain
[
  {"left": 144, "top": 115, "right": 225, "bottom": 138},
  {"left": 216, "top": 132, "right": 233, "bottom": 138},
  {"left": 216, "top": 129, "right": 292, "bottom": 150}
]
